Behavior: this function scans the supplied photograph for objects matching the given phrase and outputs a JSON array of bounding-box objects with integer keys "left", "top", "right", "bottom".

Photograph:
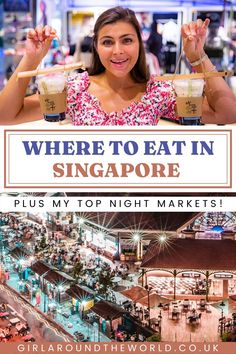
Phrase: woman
[{"left": 0, "top": 6, "right": 236, "bottom": 125}]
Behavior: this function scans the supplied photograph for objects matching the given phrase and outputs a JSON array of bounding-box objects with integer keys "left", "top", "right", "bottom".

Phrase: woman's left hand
[{"left": 181, "top": 19, "right": 210, "bottom": 63}]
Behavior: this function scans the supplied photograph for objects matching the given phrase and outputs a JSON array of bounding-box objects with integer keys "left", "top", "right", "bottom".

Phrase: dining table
[
  {"left": 187, "top": 315, "right": 199, "bottom": 324},
  {"left": 9, "top": 317, "right": 21, "bottom": 325},
  {"left": 15, "top": 322, "right": 26, "bottom": 331}
]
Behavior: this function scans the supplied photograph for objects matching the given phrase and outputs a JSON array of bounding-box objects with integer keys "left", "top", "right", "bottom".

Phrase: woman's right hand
[{"left": 25, "top": 25, "right": 58, "bottom": 62}]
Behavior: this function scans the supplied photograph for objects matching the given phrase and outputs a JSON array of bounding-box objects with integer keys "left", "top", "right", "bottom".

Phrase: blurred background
[{"left": 0, "top": 0, "right": 236, "bottom": 95}]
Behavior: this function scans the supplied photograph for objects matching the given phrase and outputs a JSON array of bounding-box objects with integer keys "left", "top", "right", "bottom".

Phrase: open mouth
[{"left": 110, "top": 59, "right": 129, "bottom": 65}]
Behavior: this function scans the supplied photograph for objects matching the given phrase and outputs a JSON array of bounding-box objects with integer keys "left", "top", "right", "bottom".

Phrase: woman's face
[{"left": 96, "top": 20, "right": 140, "bottom": 78}]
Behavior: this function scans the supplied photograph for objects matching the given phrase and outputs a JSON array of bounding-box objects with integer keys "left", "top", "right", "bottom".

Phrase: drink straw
[
  {"left": 188, "top": 79, "right": 192, "bottom": 97},
  {"left": 41, "top": 81, "right": 48, "bottom": 95},
  {"left": 155, "top": 71, "right": 233, "bottom": 81},
  {"left": 17, "top": 62, "right": 85, "bottom": 79}
]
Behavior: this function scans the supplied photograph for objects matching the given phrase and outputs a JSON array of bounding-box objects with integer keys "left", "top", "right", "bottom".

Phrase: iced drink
[
  {"left": 37, "top": 73, "right": 67, "bottom": 122},
  {"left": 173, "top": 79, "right": 205, "bottom": 97},
  {"left": 173, "top": 79, "right": 204, "bottom": 117}
]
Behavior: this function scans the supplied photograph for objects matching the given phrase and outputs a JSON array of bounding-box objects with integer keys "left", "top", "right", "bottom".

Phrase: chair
[
  {"left": 190, "top": 316, "right": 197, "bottom": 324},
  {"left": 199, "top": 300, "right": 206, "bottom": 310},
  {"left": 172, "top": 311, "right": 179, "bottom": 320},
  {"left": 183, "top": 303, "right": 189, "bottom": 311},
  {"left": 163, "top": 303, "right": 169, "bottom": 310}
]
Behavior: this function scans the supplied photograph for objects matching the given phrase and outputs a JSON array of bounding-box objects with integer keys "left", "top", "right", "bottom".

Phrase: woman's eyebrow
[
  {"left": 119, "top": 34, "right": 135, "bottom": 38},
  {"left": 99, "top": 35, "right": 113, "bottom": 40},
  {"left": 99, "top": 33, "right": 135, "bottom": 40}
]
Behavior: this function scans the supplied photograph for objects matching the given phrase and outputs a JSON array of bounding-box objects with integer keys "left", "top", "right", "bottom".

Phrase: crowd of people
[
  {"left": 1, "top": 212, "right": 132, "bottom": 300},
  {"left": 0, "top": 212, "right": 157, "bottom": 341}
]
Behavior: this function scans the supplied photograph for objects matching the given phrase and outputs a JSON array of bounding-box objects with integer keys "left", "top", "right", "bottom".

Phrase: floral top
[{"left": 66, "top": 71, "right": 177, "bottom": 126}]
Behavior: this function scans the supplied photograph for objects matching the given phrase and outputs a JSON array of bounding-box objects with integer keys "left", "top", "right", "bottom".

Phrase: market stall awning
[
  {"left": 121, "top": 286, "right": 148, "bottom": 302},
  {"left": 141, "top": 239, "right": 236, "bottom": 271},
  {"left": 121, "top": 286, "right": 170, "bottom": 307},
  {"left": 91, "top": 301, "right": 126, "bottom": 320},
  {"left": 10, "top": 247, "right": 29, "bottom": 259},
  {"left": 43, "top": 270, "right": 73, "bottom": 286},
  {"left": 66, "top": 284, "right": 94, "bottom": 300},
  {"left": 30, "top": 261, "right": 55, "bottom": 276}
]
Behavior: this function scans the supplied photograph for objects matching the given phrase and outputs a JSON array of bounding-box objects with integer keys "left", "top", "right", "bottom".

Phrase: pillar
[
  {"left": 223, "top": 279, "right": 229, "bottom": 298},
  {"left": 141, "top": 269, "right": 144, "bottom": 288},
  {"left": 173, "top": 270, "right": 177, "bottom": 300},
  {"left": 206, "top": 271, "right": 209, "bottom": 302}
]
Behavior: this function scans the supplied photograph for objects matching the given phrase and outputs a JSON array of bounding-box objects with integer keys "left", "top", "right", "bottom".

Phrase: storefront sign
[
  {"left": 214, "top": 273, "right": 233, "bottom": 278},
  {"left": 182, "top": 272, "right": 201, "bottom": 278}
]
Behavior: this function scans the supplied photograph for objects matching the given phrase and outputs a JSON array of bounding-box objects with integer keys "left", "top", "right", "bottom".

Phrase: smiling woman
[
  {"left": 86, "top": 21, "right": 145, "bottom": 115},
  {"left": 66, "top": 7, "right": 177, "bottom": 125},
  {"left": 90, "top": 8, "right": 147, "bottom": 82},
  {"left": 0, "top": 6, "right": 236, "bottom": 125}
]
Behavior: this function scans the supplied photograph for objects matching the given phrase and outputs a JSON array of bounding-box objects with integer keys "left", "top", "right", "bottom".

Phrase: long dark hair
[{"left": 88, "top": 6, "right": 149, "bottom": 83}]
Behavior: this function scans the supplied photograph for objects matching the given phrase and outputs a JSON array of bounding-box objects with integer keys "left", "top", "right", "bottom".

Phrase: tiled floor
[{"left": 154, "top": 304, "right": 220, "bottom": 342}]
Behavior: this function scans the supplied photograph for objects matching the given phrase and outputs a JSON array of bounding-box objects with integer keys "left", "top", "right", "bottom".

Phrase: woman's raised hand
[
  {"left": 181, "top": 19, "right": 210, "bottom": 63},
  {"left": 25, "top": 25, "right": 58, "bottom": 62}
]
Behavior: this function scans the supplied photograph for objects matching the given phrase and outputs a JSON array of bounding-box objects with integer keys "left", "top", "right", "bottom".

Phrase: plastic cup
[
  {"left": 173, "top": 79, "right": 205, "bottom": 117},
  {"left": 173, "top": 79, "right": 205, "bottom": 97},
  {"left": 37, "top": 73, "right": 67, "bottom": 122}
]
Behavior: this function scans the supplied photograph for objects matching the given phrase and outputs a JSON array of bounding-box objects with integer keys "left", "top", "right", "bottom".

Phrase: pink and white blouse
[{"left": 66, "top": 71, "right": 177, "bottom": 126}]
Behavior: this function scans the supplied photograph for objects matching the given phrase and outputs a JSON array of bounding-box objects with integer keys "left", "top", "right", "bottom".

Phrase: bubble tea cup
[
  {"left": 173, "top": 79, "right": 205, "bottom": 117},
  {"left": 37, "top": 72, "right": 67, "bottom": 122}
]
